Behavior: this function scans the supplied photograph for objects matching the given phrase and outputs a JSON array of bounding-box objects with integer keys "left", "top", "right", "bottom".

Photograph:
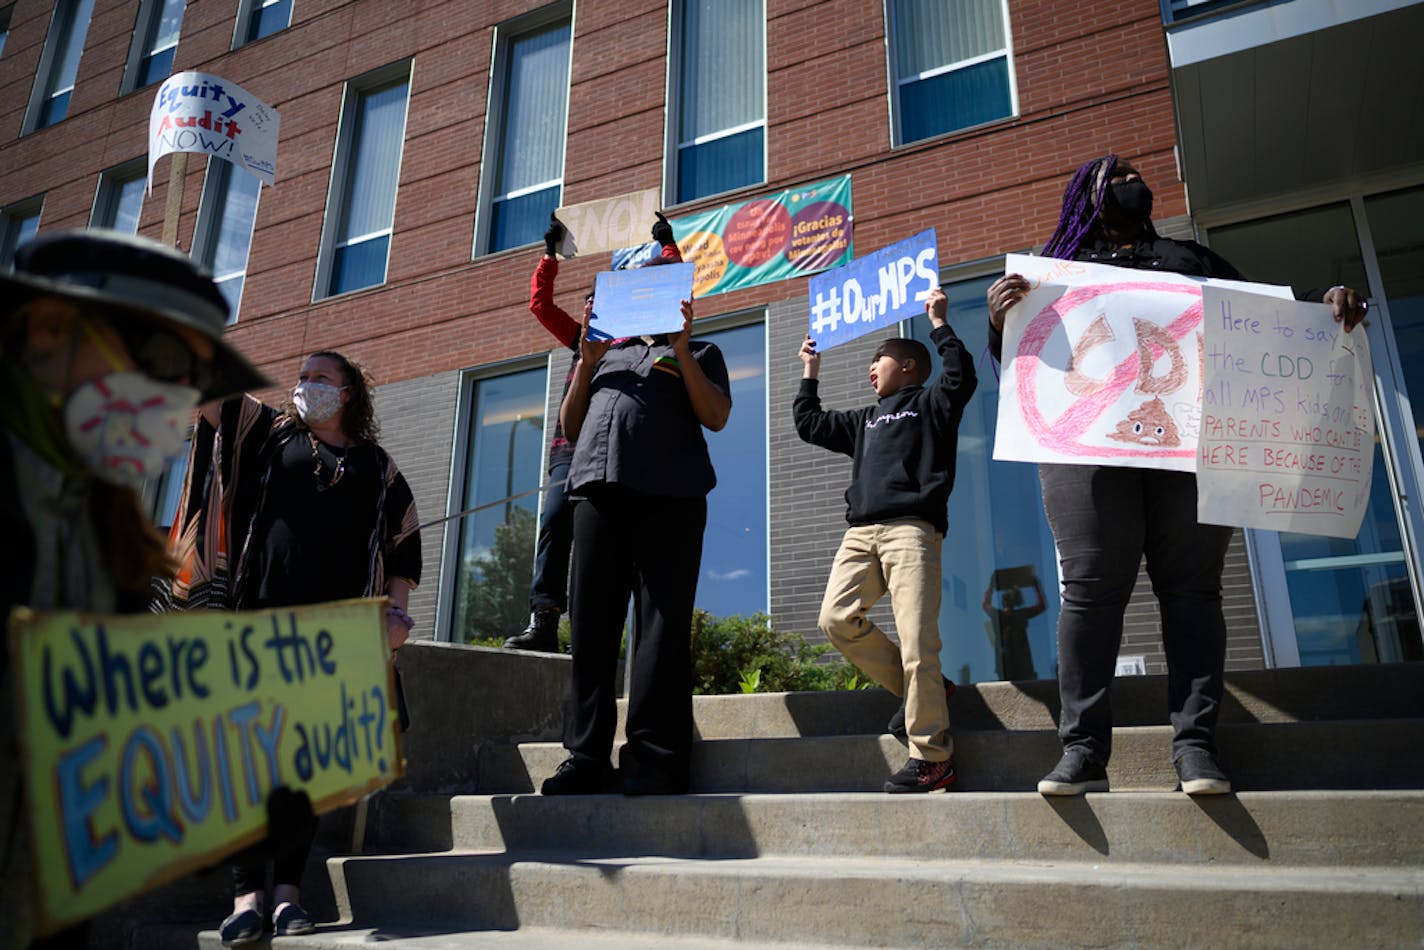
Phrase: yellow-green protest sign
[{"left": 8, "top": 598, "right": 400, "bottom": 935}]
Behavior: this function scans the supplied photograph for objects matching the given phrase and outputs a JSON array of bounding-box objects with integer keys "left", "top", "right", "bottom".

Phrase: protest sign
[
  {"left": 148, "top": 72, "right": 280, "bottom": 193},
  {"left": 10, "top": 599, "right": 399, "bottom": 935},
  {"left": 611, "top": 176, "right": 852, "bottom": 297},
  {"left": 807, "top": 229, "right": 938, "bottom": 349},
  {"left": 589, "top": 262, "right": 696, "bottom": 340},
  {"left": 1196, "top": 286, "right": 1374, "bottom": 538},
  {"left": 994, "top": 254, "right": 1292, "bottom": 471},
  {"left": 555, "top": 188, "right": 660, "bottom": 256}
]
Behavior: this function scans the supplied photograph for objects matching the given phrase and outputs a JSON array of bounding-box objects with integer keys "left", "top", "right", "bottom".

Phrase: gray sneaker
[
  {"left": 1175, "top": 748, "right": 1231, "bottom": 795},
  {"left": 1037, "top": 749, "right": 1109, "bottom": 796}
]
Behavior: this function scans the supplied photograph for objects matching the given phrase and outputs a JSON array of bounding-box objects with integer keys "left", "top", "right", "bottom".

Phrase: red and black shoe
[{"left": 884, "top": 756, "right": 957, "bottom": 793}]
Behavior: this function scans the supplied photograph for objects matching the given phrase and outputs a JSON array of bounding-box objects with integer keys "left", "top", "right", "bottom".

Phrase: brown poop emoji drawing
[{"left": 1106, "top": 397, "right": 1180, "bottom": 447}]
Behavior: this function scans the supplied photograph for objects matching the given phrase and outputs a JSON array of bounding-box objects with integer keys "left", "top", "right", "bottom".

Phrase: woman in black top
[
  {"left": 160, "top": 350, "right": 420, "bottom": 946},
  {"left": 986, "top": 155, "right": 1367, "bottom": 798}
]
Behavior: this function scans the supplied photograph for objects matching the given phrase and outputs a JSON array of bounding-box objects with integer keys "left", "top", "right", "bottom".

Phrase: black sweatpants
[{"left": 564, "top": 484, "right": 706, "bottom": 787}]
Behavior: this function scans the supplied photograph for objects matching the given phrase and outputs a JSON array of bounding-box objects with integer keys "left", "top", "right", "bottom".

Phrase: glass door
[{"left": 1208, "top": 195, "right": 1424, "bottom": 666}]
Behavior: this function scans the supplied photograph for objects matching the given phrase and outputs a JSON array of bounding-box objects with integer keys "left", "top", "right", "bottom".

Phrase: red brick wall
[{"left": 0, "top": 0, "right": 1179, "bottom": 388}]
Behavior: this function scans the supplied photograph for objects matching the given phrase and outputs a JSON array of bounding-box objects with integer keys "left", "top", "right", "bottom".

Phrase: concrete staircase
[{"left": 157, "top": 645, "right": 1423, "bottom": 948}]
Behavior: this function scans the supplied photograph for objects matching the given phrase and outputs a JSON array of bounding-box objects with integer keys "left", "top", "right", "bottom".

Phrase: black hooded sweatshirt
[{"left": 793, "top": 324, "right": 977, "bottom": 535}]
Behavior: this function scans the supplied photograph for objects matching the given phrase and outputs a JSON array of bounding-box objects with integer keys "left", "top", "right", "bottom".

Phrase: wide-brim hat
[{"left": 1, "top": 229, "right": 271, "bottom": 399}]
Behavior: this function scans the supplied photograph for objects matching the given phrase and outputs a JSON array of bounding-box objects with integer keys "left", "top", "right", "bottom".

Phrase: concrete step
[
  {"left": 316, "top": 850, "right": 1422, "bottom": 949},
  {"left": 635, "top": 662, "right": 1424, "bottom": 740},
  {"left": 189, "top": 925, "right": 825, "bottom": 950},
  {"left": 365, "top": 790, "right": 1424, "bottom": 868},
  {"left": 477, "top": 719, "right": 1424, "bottom": 794}
]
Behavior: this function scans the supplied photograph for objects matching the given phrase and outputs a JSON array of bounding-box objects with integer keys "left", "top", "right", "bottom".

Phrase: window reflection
[
  {"left": 907, "top": 275, "right": 1061, "bottom": 684},
  {"left": 700, "top": 321, "right": 767, "bottom": 617},
  {"left": 453, "top": 367, "right": 547, "bottom": 643}
]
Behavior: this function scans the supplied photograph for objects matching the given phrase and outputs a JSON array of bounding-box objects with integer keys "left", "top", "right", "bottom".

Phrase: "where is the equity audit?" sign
[{"left": 10, "top": 599, "right": 399, "bottom": 935}]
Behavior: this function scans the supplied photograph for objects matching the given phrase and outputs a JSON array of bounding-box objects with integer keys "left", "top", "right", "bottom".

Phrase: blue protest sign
[
  {"left": 589, "top": 263, "right": 696, "bottom": 340},
  {"left": 807, "top": 229, "right": 939, "bottom": 349}
]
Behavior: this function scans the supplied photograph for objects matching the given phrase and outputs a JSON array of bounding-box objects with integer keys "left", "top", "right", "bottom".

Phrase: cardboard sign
[
  {"left": 1197, "top": 286, "right": 1374, "bottom": 538},
  {"left": 994, "top": 254, "right": 1293, "bottom": 471},
  {"left": 148, "top": 72, "right": 280, "bottom": 193},
  {"left": 555, "top": 188, "right": 660, "bottom": 256},
  {"left": 10, "top": 599, "right": 399, "bottom": 934},
  {"left": 611, "top": 175, "right": 853, "bottom": 298},
  {"left": 807, "top": 229, "right": 939, "bottom": 349},
  {"left": 588, "top": 263, "right": 696, "bottom": 340}
]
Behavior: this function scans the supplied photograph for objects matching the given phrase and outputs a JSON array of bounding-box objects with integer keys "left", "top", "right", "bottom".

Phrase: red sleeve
[
  {"left": 659, "top": 242, "right": 683, "bottom": 264},
  {"left": 530, "top": 256, "right": 580, "bottom": 349}
]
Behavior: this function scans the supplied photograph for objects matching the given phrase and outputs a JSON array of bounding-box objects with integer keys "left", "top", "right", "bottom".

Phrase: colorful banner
[
  {"left": 808, "top": 229, "right": 938, "bottom": 349},
  {"left": 590, "top": 263, "right": 695, "bottom": 339},
  {"left": 148, "top": 71, "right": 280, "bottom": 193},
  {"left": 611, "top": 175, "right": 853, "bottom": 298},
  {"left": 10, "top": 599, "right": 399, "bottom": 935},
  {"left": 1197, "top": 286, "right": 1374, "bottom": 538},
  {"left": 556, "top": 188, "right": 660, "bottom": 256},
  {"left": 994, "top": 254, "right": 1293, "bottom": 471}
]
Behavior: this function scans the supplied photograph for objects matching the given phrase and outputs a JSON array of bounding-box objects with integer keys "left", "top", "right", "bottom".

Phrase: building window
[
  {"left": 905, "top": 274, "right": 1060, "bottom": 684},
  {"left": 26, "top": 0, "right": 97, "bottom": 132},
  {"left": 886, "top": 0, "right": 1015, "bottom": 146},
  {"left": 671, "top": 0, "right": 765, "bottom": 204},
  {"left": 316, "top": 63, "right": 410, "bottom": 299},
  {"left": 91, "top": 160, "right": 147, "bottom": 233},
  {"left": 125, "top": 0, "right": 186, "bottom": 91},
  {"left": 450, "top": 365, "right": 549, "bottom": 643},
  {"left": 146, "top": 439, "right": 191, "bottom": 531},
  {"left": 193, "top": 159, "right": 261, "bottom": 321},
  {"left": 0, "top": 5, "right": 14, "bottom": 61},
  {"left": 699, "top": 320, "right": 768, "bottom": 617},
  {"left": 1, "top": 197, "right": 43, "bottom": 269},
  {"left": 236, "top": 0, "right": 291, "bottom": 46},
  {"left": 477, "top": 9, "right": 570, "bottom": 255}
]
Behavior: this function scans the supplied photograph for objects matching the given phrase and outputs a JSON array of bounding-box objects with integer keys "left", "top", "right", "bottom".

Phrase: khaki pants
[{"left": 818, "top": 519, "right": 951, "bottom": 762}]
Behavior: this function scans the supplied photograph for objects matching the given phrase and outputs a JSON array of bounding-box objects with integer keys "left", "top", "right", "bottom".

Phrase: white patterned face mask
[
  {"left": 64, "top": 371, "right": 198, "bottom": 488},
  {"left": 292, "top": 381, "right": 346, "bottom": 425}
]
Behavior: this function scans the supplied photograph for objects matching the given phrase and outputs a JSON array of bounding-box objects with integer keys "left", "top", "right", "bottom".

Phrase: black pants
[
  {"left": 529, "top": 461, "right": 575, "bottom": 614},
  {"left": 1040, "top": 464, "right": 1232, "bottom": 763},
  {"left": 564, "top": 484, "right": 706, "bottom": 786},
  {"left": 232, "top": 790, "right": 319, "bottom": 896}
]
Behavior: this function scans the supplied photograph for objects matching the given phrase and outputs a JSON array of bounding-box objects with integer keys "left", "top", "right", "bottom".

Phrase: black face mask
[{"left": 1108, "top": 180, "right": 1154, "bottom": 221}]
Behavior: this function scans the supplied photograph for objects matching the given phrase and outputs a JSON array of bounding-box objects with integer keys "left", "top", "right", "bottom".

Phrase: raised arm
[
  {"left": 924, "top": 287, "right": 977, "bottom": 416},
  {"left": 559, "top": 310, "right": 611, "bottom": 441},
  {"left": 669, "top": 299, "right": 731, "bottom": 431}
]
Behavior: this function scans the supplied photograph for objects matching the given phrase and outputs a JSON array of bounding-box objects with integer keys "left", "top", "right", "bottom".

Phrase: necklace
[{"left": 308, "top": 432, "right": 346, "bottom": 492}]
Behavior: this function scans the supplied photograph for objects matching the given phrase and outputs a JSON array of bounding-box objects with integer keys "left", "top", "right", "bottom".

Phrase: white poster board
[
  {"left": 994, "top": 254, "right": 1292, "bottom": 471},
  {"left": 555, "top": 188, "right": 660, "bottom": 257},
  {"left": 1197, "top": 286, "right": 1373, "bottom": 538},
  {"left": 148, "top": 72, "right": 279, "bottom": 192}
]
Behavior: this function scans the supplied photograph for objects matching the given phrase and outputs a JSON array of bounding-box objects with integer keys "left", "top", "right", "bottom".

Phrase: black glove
[
  {"left": 652, "top": 211, "right": 675, "bottom": 248},
  {"left": 544, "top": 216, "right": 565, "bottom": 256}
]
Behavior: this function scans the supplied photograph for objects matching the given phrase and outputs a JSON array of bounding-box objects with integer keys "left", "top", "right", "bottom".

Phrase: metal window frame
[
  {"left": 191, "top": 157, "right": 261, "bottom": 322},
  {"left": 1, "top": 195, "right": 44, "bottom": 268},
  {"left": 121, "top": 0, "right": 183, "bottom": 94},
  {"left": 231, "top": 0, "right": 291, "bottom": 49},
  {"left": 23, "top": 0, "right": 92, "bottom": 134},
  {"left": 89, "top": 157, "right": 148, "bottom": 230},
  {"left": 470, "top": 1, "right": 574, "bottom": 259}
]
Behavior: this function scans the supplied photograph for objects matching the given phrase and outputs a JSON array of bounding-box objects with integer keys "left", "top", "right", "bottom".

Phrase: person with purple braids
[{"left": 986, "top": 154, "right": 1368, "bottom": 797}]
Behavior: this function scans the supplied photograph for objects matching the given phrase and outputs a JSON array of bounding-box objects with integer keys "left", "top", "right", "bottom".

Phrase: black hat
[{"left": 2, "top": 229, "right": 271, "bottom": 399}]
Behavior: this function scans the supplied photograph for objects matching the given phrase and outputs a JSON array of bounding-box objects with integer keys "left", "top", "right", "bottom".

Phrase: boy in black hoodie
[{"left": 793, "top": 287, "right": 977, "bottom": 792}]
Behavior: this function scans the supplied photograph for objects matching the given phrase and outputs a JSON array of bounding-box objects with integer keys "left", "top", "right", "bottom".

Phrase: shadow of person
[
  {"left": 1188, "top": 794, "right": 1270, "bottom": 860},
  {"left": 1042, "top": 796, "right": 1110, "bottom": 856}
]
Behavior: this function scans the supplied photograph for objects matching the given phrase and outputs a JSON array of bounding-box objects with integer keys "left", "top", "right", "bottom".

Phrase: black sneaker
[
  {"left": 1175, "top": 749, "right": 1231, "bottom": 796},
  {"left": 218, "top": 908, "right": 263, "bottom": 948},
  {"left": 884, "top": 756, "right": 956, "bottom": 793},
  {"left": 1037, "top": 749, "right": 1109, "bottom": 796},
  {"left": 505, "top": 609, "right": 560, "bottom": 652},
  {"left": 540, "top": 757, "right": 618, "bottom": 795},
  {"left": 887, "top": 675, "right": 957, "bottom": 744}
]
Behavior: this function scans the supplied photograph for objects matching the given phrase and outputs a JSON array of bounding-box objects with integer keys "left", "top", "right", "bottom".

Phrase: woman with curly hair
[{"left": 157, "top": 350, "right": 420, "bottom": 946}]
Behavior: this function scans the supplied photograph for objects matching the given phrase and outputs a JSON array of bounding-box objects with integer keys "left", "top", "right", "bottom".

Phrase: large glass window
[
  {"left": 699, "top": 321, "right": 768, "bottom": 617},
  {"left": 1, "top": 5, "right": 14, "bottom": 61},
  {"left": 480, "top": 13, "right": 570, "bottom": 254},
  {"left": 127, "top": 0, "right": 185, "bottom": 91},
  {"left": 27, "top": 0, "right": 96, "bottom": 131},
  {"left": 91, "top": 161, "right": 147, "bottom": 233},
  {"left": 452, "top": 366, "right": 549, "bottom": 643},
  {"left": 318, "top": 66, "right": 409, "bottom": 299},
  {"left": 907, "top": 275, "right": 1061, "bottom": 684},
  {"left": 237, "top": 0, "right": 291, "bottom": 45},
  {"left": 193, "top": 159, "right": 261, "bottom": 320},
  {"left": 672, "top": 0, "right": 765, "bottom": 204},
  {"left": 886, "top": 0, "right": 1015, "bottom": 145},
  {"left": 1211, "top": 203, "right": 1420, "bottom": 666},
  {"left": 1, "top": 198, "right": 42, "bottom": 269}
]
